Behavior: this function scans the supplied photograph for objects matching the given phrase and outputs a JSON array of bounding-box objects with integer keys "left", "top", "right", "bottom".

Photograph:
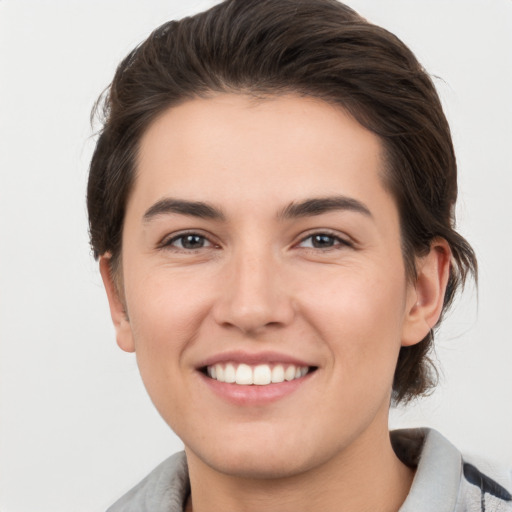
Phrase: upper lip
[{"left": 196, "top": 350, "right": 316, "bottom": 369}]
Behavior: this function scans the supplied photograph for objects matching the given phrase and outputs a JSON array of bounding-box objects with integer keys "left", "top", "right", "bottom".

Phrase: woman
[{"left": 87, "top": 1, "right": 510, "bottom": 510}]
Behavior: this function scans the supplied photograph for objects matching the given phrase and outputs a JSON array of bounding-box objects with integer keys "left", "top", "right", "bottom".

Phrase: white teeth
[
  {"left": 271, "top": 365, "right": 285, "bottom": 383},
  {"left": 224, "top": 363, "right": 236, "bottom": 383},
  {"left": 216, "top": 364, "right": 225, "bottom": 382},
  {"left": 253, "top": 365, "right": 272, "bottom": 385},
  {"left": 235, "top": 364, "right": 253, "bottom": 385},
  {"left": 284, "top": 365, "right": 296, "bottom": 381},
  {"left": 206, "top": 363, "right": 310, "bottom": 385}
]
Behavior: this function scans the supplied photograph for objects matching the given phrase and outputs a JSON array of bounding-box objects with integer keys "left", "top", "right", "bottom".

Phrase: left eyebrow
[
  {"left": 143, "top": 198, "right": 226, "bottom": 223},
  {"left": 278, "top": 195, "right": 373, "bottom": 220}
]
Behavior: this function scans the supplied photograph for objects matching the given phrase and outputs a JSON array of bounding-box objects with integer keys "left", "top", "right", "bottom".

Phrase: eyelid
[
  {"left": 156, "top": 228, "right": 354, "bottom": 252},
  {"left": 295, "top": 229, "right": 354, "bottom": 249},
  {"left": 158, "top": 229, "right": 219, "bottom": 250}
]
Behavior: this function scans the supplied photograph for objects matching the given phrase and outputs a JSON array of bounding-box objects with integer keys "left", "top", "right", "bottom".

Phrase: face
[{"left": 104, "top": 94, "right": 432, "bottom": 479}]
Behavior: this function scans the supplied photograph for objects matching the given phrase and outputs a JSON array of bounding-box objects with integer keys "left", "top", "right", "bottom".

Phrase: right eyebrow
[
  {"left": 142, "top": 198, "right": 226, "bottom": 223},
  {"left": 278, "top": 195, "right": 373, "bottom": 220}
]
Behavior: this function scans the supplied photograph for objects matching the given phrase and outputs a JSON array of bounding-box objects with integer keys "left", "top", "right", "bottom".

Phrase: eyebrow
[
  {"left": 143, "top": 198, "right": 226, "bottom": 222},
  {"left": 142, "top": 195, "right": 372, "bottom": 223},
  {"left": 278, "top": 195, "right": 372, "bottom": 219}
]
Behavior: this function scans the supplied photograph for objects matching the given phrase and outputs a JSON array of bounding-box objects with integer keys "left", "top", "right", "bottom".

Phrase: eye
[
  {"left": 298, "top": 232, "right": 351, "bottom": 249},
  {"left": 163, "top": 233, "right": 213, "bottom": 251}
]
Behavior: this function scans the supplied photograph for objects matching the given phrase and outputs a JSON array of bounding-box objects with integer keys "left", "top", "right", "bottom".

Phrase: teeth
[
  {"left": 224, "top": 363, "right": 236, "bottom": 383},
  {"left": 206, "top": 363, "right": 310, "bottom": 385},
  {"left": 284, "top": 365, "right": 296, "bottom": 381},
  {"left": 253, "top": 365, "right": 272, "bottom": 385},
  {"left": 236, "top": 364, "right": 253, "bottom": 385},
  {"left": 271, "top": 365, "right": 285, "bottom": 383}
]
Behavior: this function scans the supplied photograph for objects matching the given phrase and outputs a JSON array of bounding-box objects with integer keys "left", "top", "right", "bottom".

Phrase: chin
[
  {"left": 183, "top": 424, "right": 333, "bottom": 481},
  {"left": 195, "top": 446, "right": 314, "bottom": 480}
]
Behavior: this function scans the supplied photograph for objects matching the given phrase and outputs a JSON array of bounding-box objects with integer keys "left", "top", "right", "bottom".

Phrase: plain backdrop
[{"left": 0, "top": 1, "right": 511, "bottom": 511}]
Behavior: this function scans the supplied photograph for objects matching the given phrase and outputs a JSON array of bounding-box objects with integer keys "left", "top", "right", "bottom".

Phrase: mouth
[{"left": 201, "top": 362, "right": 317, "bottom": 386}]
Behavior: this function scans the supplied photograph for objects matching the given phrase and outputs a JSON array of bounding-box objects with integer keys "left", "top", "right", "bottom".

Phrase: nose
[{"left": 212, "top": 247, "right": 295, "bottom": 335}]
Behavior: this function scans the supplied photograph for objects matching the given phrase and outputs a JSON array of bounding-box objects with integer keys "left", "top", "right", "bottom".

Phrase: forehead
[{"left": 131, "top": 93, "right": 395, "bottom": 222}]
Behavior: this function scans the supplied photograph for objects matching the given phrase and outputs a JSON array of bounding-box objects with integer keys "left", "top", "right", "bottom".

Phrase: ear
[
  {"left": 99, "top": 255, "right": 136, "bottom": 353},
  {"left": 401, "top": 238, "right": 452, "bottom": 347}
]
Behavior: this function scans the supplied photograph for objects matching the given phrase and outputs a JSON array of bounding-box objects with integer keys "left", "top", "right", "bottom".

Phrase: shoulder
[
  {"left": 393, "top": 428, "right": 512, "bottom": 512},
  {"left": 106, "top": 451, "right": 189, "bottom": 512}
]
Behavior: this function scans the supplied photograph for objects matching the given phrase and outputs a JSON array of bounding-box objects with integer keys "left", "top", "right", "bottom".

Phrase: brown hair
[{"left": 87, "top": 0, "right": 477, "bottom": 403}]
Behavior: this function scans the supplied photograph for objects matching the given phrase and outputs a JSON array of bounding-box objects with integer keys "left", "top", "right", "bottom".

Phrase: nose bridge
[{"left": 214, "top": 239, "right": 293, "bottom": 333}]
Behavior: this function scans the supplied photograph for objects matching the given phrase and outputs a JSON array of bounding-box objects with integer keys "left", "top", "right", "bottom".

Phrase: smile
[{"left": 205, "top": 363, "right": 312, "bottom": 386}]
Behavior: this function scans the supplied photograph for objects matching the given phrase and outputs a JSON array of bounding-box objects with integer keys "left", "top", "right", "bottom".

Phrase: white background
[{"left": 0, "top": 1, "right": 511, "bottom": 511}]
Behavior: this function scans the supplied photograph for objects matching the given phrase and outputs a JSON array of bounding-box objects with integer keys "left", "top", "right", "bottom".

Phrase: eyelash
[{"left": 159, "top": 230, "right": 352, "bottom": 252}]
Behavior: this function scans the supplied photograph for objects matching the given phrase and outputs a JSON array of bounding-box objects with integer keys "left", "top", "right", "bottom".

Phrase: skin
[{"left": 100, "top": 94, "right": 451, "bottom": 512}]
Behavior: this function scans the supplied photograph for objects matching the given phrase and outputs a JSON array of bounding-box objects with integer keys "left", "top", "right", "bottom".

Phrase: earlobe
[
  {"left": 99, "top": 255, "right": 136, "bottom": 353},
  {"left": 401, "top": 239, "right": 452, "bottom": 347}
]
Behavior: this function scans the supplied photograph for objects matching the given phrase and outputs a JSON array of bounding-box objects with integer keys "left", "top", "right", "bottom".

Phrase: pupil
[
  {"left": 183, "top": 235, "right": 204, "bottom": 249},
  {"left": 313, "top": 234, "right": 334, "bottom": 248}
]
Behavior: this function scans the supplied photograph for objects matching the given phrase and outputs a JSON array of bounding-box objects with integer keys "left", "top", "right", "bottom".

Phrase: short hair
[{"left": 87, "top": 0, "right": 477, "bottom": 403}]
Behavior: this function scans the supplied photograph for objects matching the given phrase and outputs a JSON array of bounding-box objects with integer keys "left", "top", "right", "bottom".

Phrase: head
[{"left": 89, "top": 0, "right": 478, "bottom": 481}]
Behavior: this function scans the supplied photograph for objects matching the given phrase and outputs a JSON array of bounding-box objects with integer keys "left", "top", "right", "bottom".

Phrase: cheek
[
  {"left": 300, "top": 266, "right": 407, "bottom": 376},
  {"left": 125, "top": 273, "right": 212, "bottom": 424},
  {"left": 128, "top": 267, "right": 208, "bottom": 330},
  {"left": 125, "top": 270, "right": 213, "bottom": 380}
]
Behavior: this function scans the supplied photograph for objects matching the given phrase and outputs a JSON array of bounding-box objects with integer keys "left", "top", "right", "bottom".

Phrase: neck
[{"left": 185, "top": 422, "right": 414, "bottom": 512}]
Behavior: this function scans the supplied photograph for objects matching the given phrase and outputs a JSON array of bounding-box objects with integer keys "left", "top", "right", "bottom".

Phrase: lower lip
[{"left": 198, "top": 371, "right": 314, "bottom": 406}]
